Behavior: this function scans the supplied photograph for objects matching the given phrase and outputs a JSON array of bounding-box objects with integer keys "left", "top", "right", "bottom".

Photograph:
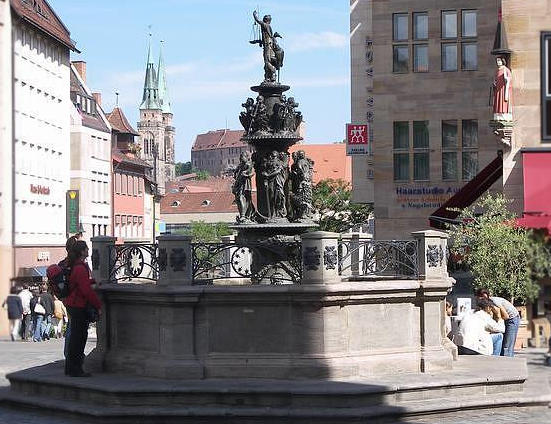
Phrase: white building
[
  {"left": 0, "top": 0, "right": 13, "bottom": 336},
  {"left": 70, "top": 61, "right": 112, "bottom": 245},
  {"left": 10, "top": 0, "right": 77, "bottom": 283}
]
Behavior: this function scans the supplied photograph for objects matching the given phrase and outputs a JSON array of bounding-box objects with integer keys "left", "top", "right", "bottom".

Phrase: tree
[
  {"left": 175, "top": 161, "right": 192, "bottom": 176},
  {"left": 448, "top": 194, "right": 550, "bottom": 303},
  {"left": 188, "top": 221, "right": 232, "bottom": 243},
  {"left": 312, "top": 179, "right": 373, "bottom": 233},
  {"left": 195, "top": 170, "right": 210, "bottom": 180}
]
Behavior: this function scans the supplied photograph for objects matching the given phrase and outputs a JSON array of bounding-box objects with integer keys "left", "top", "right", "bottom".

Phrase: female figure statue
[{"left": 232, "top": 151, "right": 256, "bottom": 223}]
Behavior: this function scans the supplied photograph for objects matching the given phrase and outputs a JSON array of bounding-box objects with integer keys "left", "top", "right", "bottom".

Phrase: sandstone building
[{"left": 351, "top": 0, "right": 551, "bottom": 239}]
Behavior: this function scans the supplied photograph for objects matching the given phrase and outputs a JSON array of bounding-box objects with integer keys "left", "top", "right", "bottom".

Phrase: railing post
[
  {"left": 411, "top": 230, "right": 449, "bottom": 281},
  {"left": 301, "top": 231, "right": 340, "bottom": 284},
  {"left": 157, "top": 235, "right": 193, "bottom": 286},
  {"left": 350, "top": 233, "right": 360, "bottom": 277},
  {"left": 90, "top": 236, "right": 116, "bottom": 286}
]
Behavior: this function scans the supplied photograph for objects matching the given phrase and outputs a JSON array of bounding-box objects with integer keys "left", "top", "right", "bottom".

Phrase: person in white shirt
[
  {"left": 476, "top": 289, "right": 520, "bottom": 357},
  {"left": 18, "top": 284, "right": 33, "bottom": 341},
  {"left": 457, "top": 298, "right": 505, "bottom": 355}
]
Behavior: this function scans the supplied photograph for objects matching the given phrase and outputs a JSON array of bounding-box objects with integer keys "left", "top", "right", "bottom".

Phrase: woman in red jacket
[{"left": 64, "top": 240, "right": 102, "bottom": 377}]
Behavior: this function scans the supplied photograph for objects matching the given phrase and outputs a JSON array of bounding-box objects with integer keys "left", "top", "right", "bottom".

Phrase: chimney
[
  {"left": 72, "top": 61, "right": 86, "bottom": 83},
  {"left": 92, "top": 92, "right": 102, "bottom": 106}
]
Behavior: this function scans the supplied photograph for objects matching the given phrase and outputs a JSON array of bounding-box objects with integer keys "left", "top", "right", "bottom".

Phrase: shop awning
[
  {"left": 16, "top": 266, "right": 48, "bottom": 278},
  {"left": 516, "top": 149, "right": 551, "bottom": 234},
  {"left": 429, "top": 155, "right": 503, "bottom": 229}
]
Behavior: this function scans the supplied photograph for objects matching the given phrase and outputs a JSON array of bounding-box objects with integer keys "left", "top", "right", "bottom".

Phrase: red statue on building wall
[{"left": 492, "top": 56, "right": 513, "bottom": 122}]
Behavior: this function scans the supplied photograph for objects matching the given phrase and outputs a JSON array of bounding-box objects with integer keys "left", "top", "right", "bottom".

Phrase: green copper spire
[
  {"left": 140, "top": 34, "right": 161, "bottom": 110},
  {"left": 157, "top": 40, "right": 172, "bottom": 114}
]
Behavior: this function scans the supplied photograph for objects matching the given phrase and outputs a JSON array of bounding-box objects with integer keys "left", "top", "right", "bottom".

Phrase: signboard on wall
[
  {"left": 346, "top": 124, "right": 369, "bottom": 155},
  {"left": 66, "top": 190, "right": 80, "bottom": 235}
]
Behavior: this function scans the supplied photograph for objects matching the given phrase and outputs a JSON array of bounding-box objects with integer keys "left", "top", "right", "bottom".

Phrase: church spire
[
  {"left": 157, "top": 40, "right": 172, "bottom": 114},
  {"left": 140, "top": 33, "right": 161, "bottom": 110}
]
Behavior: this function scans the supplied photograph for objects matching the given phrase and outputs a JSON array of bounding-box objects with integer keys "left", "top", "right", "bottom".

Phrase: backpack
[{"left": 46, "top": 261, "right": 71, "bottom": 299}]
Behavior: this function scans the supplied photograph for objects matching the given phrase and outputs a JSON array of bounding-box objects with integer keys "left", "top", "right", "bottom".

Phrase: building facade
[
  {"left": 352, "top": 0, "right": 506, "bottom": 239},
  {"left": 107, "top": 107, "right": 154, "bottom": 242},
  {"left": 10, "top": 0, "right": 76, "bottom": 285},
  {"left": 0, "top": 0, "right": 13, "bottom": 336},
  {"left": 137, "top": 40, "right": 175, "bottom": 194},
  {"left": 70, "top": 62, "right": 112, "bottom": 245},
  {"left": 191, "top": 129, "right": 252, "bottom": 177}
]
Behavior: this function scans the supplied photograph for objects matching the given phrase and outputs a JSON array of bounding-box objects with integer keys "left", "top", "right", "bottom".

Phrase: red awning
[
  {"left": 429, "top": 155, "right": 503, "bottom": 229},
  {"left": 515, "top": 215, "right": 551, "bottom": 234}
]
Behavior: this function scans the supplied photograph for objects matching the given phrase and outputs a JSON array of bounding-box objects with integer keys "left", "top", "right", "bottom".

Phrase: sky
[{"left": 51, "top": 0, "right": 351, "bottom": 162}]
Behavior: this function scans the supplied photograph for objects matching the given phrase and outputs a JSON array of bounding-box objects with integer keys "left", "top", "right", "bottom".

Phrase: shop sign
[
  {"left": 346, "top": 124, "right": 369, "bottom": 155},
  {"left": 30, "top": 184, "right": 50, "bottom": 195},
  {"left": 66, "top": 190, "right": 80, "bottom": 234},
  {"left": 37, "top": 251, "right": 50, "bottom": 262},
  {"left": 396, "top": 185, "right": 460, "bottom": 209}
]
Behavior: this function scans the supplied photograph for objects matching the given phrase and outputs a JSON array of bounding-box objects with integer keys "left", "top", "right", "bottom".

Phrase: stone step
[{"left": 2, "top": 356, "right": 549, "bottom": 423}]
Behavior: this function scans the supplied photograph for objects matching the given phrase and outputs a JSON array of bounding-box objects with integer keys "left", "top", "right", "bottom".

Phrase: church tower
[{"left": 137, "top": 36, "right": 175, "bottom": 194}]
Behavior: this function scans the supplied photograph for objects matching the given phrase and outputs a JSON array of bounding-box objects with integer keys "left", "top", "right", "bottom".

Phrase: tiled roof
[
  {"left": 70, "top": 67, "right": 110, "bottom": 133},
  {"left": 106, "top": 107, "right": 139, "bottom": 136},
  {"left": 289, "top": 143, "right": 351, "bottom": 184},
  {"left": 191, "top": 129, "right": 246, "bottom": 151},
  {"left": 112, "top": 148, "right": 151, "bottom": 169},
  {"left": 11, "top": 0, "right": 78, "bottom": 51},
  {"left": 166, "top": 176, "right": 234, "bottom": 193},
  {"left": 161, "top": 192, "right": 240, "bottom": 214}
]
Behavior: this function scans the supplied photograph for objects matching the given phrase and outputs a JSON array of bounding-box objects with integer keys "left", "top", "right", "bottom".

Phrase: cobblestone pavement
[{"left": 0, "top": 339, "right": 549, "bottom": 423}]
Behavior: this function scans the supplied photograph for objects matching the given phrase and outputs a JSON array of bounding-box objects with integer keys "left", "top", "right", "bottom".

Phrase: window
[
  {"left": 442, "top": 120, "right": 458, "bottom": 180},
  {"left": 413, "top": 121, "right": 429, "bottom": 148},
  {"left": 441, "top": 44, "right": 458, "bottom": 71},
  {"left": 115, "top": 173, "right": 121, "bottom": 193},
  {"left": 442, "top": 11, "right": 457, "bottom": 38},
  {"left": 394, "top": 154, "right": 410, "bottom": 181},
  {"left": 413, "top": 13, "right": 428, "bottom": 40},
  {"left": 462, "top": 120, "right": 478, "bottom": 147},
  {"left": 393, "top": 122, "right": 409, "bottom": 148},
  {"left": 413, "top": 44, "right": 429, "bottom": 72},
  {"left": 462, "top": 120, "right": 478, "bottom": 181},
  {"left": 393, "top": 46, "right": 409, "bottom": 73},
  {"left": 462, "top": 10, "right": 477, "bottom": 37},
  {"left": 461, "top": 42, "right": 477, "bottom": 70},
  {"left": 393, "top": 122, "right": 410, "bottom": 181},
  {"left": 393, "top": 13, "right": 408, "bottom": 41},
  {"left": 121, "top": 174, "right": 127, "bottom": 194},
  {"left": 541, "top": 33, "right": 551, "bottom": 140},
  {"left": 128, "top": 176, "right": 133, "bottom": 196},
  {"left": 462, "top": 152, "right": 478, "bottom": 181},
  {"left": 413, "top": 121, "right": 429, "bottom": 181}
]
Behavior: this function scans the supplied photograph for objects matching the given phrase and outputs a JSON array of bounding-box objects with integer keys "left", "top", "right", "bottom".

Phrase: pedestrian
[
  {"left": 456, "top": 297, "right": 505, "bottom": 356},
  {"left": 476, "top": 288, "right": 520, "bottom": 357},
  {"left": 30, "top": 289, "right": 45, "bottom": 342},
  {"left": 445, "top": 301, "right": 453, "bottom": 339},
  {"left": 63, "top": 240, "right": 101, "bottom": 377},
  {"left": 18, "top": 283, "right": 33, "bottom": 340},
  {"left": 61, "top": 235, "right": 79, "bottom": 357},
  {"left": 2, "top": 287, "right": 24, "bottom": 341},
  {"left": 52, "top": 295, "right": 67, "bottom": 338},
  {"left": 39, "top": 284, "right": 55, "bottom": 340}
]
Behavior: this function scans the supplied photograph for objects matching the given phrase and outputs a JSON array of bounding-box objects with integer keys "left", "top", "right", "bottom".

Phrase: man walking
[
  {"left": 18, "top": 283, "right": 33, "bottom": 340},
  {"left": 2, "top": 287, "right": 24, "bottom": 341},
  {"left": 39, "top": 284, "right": 55, "bottom": 341}
]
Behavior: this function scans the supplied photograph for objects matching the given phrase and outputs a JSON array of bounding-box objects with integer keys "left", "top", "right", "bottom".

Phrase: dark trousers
[{"left": 65, "top": 307, "right": 89, "bottom": 375}]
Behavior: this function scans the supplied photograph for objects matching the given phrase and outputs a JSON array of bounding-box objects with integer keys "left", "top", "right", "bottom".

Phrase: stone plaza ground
[{"left": 0, "top": 338, "right": 550, "bottom": 423}]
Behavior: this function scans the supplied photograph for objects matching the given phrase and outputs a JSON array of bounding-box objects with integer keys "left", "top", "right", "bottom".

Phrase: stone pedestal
[
  {"left": 156, "top": 235, "right": 193, "bottom": 286},
  {"left": 301, "top": 231, "right": 340, "bottom": 284},
  {"left": 90, "top": 236, "right": 116, "bottom": 286},
  {"left": 412, "top": 230, "right": 455, "bottom": 372}
]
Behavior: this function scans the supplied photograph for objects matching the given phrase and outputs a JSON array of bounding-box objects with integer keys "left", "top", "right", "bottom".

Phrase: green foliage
[
  {"left": 175, "top": 161, "right": 192, "bottom": 176},
  {"left": 448, "top": 194, "right": 549, "bottom": 303},
  {"left": 195, "top": 170, "right": 210, "bottom": 181},
  {"left": 312, "top": 179, "right": 372, "bottom": 233},
  {"left": 187, "top": 221, "right": 232, "bottom": 243}
]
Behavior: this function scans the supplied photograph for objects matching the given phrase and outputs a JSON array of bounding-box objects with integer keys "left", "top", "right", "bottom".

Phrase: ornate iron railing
[
  {"left": 108, "top": 243, "right": 159, "bottom": 283},
  {"left": 338, "top": 239, "right": 419, "bottom": 278},
  {"left": 192, "top": 241, "right": 302, "bottom": 285}
]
